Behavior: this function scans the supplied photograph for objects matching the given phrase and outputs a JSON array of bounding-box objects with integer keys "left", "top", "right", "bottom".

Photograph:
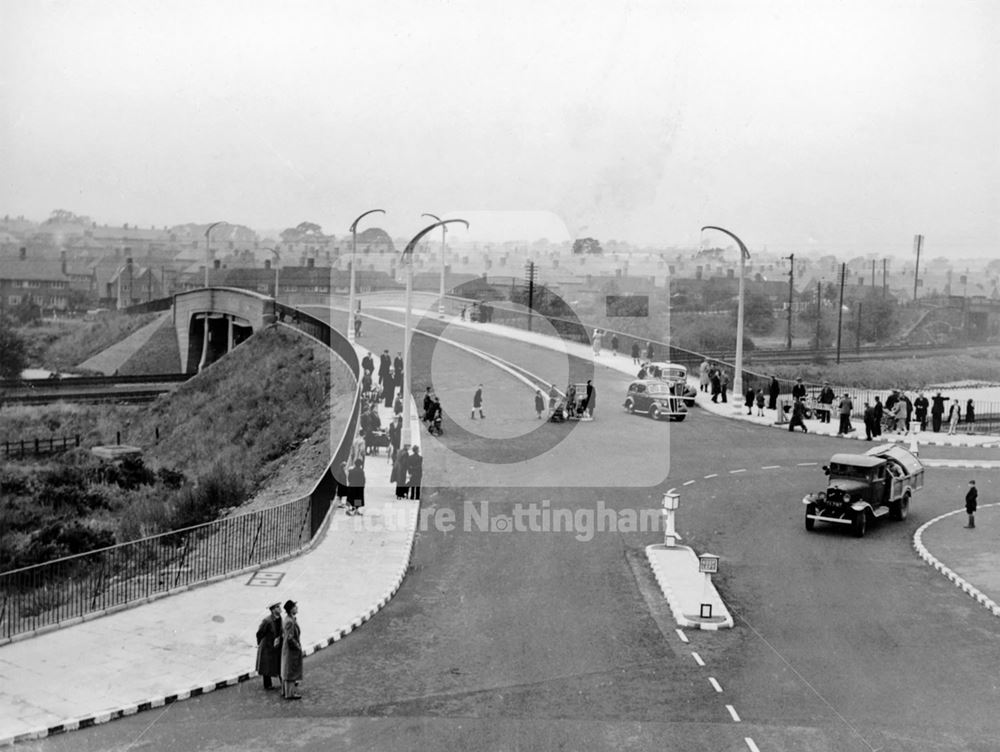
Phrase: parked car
[
  {"left": 623, "top": 380, "right": 688, "bottom": 421},
  {"left": 639, "top": 362, "right": 698, "bottom": 406}
]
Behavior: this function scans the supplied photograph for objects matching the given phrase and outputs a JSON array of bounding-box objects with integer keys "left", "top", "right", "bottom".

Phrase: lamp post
[
  {"left": 400, "top": 218, "right": 469, "bottom": 446},
  {"left": 421, "top": 212, "right": 448, "bottom": 315},
  {"left": 348, "top": 209, "right": 386, "bottom": 343},
  {"left": 701, "top": 226, "right": 749, "bottom": 405},
  {"left": 198, "top": 221, "right": 225, "bottom": 372}
]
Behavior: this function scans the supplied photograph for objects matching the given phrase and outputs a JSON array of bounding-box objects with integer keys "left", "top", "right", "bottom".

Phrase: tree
[
  {"left": 280, "top": 222, "right": 325, "bottom": 243},
  {"left": 731, "top": 292, "right": 776, "bottom": 335},
  {"left": 572, "top": 237, "right": 603, "bottom": 255},
  {"left": 0, "top": 318, "right": 29, "bottom": 379},
  {"left": 846, "top": 290, "right": 898, "bottom": 343}
]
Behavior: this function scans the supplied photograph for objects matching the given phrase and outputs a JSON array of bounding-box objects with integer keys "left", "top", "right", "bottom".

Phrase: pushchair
[{"left": 549, "top": 401, "right": 567, "bottom": 423}]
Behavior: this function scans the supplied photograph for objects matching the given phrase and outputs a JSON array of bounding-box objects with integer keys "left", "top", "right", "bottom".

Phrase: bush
[{"left": 170, "top": 465, "right": 248, "bottom": 530}]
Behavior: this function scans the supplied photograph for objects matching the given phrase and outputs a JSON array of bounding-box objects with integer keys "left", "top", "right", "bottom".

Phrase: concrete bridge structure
[{"left": 173, "top": 288, "right": 277, "bottom": 373}]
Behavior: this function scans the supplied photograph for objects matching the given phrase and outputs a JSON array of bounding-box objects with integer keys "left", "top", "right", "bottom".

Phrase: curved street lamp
[
  {"left": 701, "top": 225, "right": 750, "bottom": 406},
  {"left": 401, "top": 218, "right": 469, "bottom": 446},
  {"left": 421, "top": 212, "right": 448, "bottom": 316},
  {"left": 348, "top": 209, "right": 386, "bottom": 343},
  {"left": 199, "top": 221, "right": 226, "bottom": 372}
]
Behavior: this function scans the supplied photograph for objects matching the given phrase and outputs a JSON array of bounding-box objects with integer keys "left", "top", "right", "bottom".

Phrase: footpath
[{"left": 2, "top": 308, "right": 998, "bottom": 744}]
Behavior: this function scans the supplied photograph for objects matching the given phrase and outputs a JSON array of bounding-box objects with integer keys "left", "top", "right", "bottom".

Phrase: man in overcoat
[{"left": 255, "top": 602, "right": 283, "bottom": 690}]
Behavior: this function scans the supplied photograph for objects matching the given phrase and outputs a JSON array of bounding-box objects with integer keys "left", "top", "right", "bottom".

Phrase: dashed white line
[
  {"left": 729, "top": 468, "right": 746, "bottom": 474},
  {"left": 691, "top": 652, "right": 705, "bottom": 666},
  {"left": 761, "top": 465, "right": 781, "bottom": 470},
  {"left": 675, "top": 628, "right": 689, "bottom": 643},
  {"left": 727, "top": 704, "right": 741, "bottom": 722},
  {"left": 704, "top": 473, "right": 718, "bottom": 479},
  {"left": 745, "top": 738, "right": 761, "bottom": 752},
  {"left": 797, "top": 462, "right": 818, "bottom": 466},
  {"left": 683, "top": 480, "right": 696, "bottom": 486},
  {"left": 708, "top": 677, "right": 723, "bottom": 693}
]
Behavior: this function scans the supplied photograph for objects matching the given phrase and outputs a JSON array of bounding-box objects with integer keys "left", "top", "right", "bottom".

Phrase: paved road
[{"left": 23, "top": 306, "right": 999, "bottom": 752}]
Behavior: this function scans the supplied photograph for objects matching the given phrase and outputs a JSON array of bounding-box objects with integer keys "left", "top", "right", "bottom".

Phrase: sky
[{"left": 1, "top": 0, "right": 998, "bottom": 257}]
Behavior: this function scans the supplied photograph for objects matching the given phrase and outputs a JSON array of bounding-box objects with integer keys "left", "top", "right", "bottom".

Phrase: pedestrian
[
  {"left": 391, "top": 445, "right": 410, "bottom": 500},
  {"left": 768, "top": 375, "right": 780, "bottom": 411},
  {"left": 792, "top": 377, "right": 807, "bottom": 402},
  {"left": 863, "top": 402, "right": 876, "bottom": 440},
  {"left": 818, "top": 382, "right": 836, "bottom": 424},
  {"left": 610, "top": 334, "right": 619, "bottom": 356},
  {"left": 394, "top": 393, "right": 403, "bottom": 417},
  {"left": 902, "top": 392, "right": 913, "bottom": 432},
  {"left": 966, "top": 399, "right": 975, "bottom": 425},
  {"left": 755, "top": 388, "right": 765, "bottom": 416},
  {"left": 383, "top": 369, "right": 395, "bottom": 408},
  {"left": 335, "top": 460, "right": 349, "bottom": 508},
  {"left": 407, "top": 445, "right": 423, "bottom": 500},
  {"left": 566, "top": 383, "right": 577, "bottom": 415},
  {"left": 471, "top": 384, "right": 485, "bottom": 419},
  {"left": 931, "top": 392, "right": 946, "bottom": 433},
  {"left": 592, "top": 329, "right": 602, "bottom": 357},
  {"left": 535, "top": 389, "right": 545, "bottom": 419},
  {"left": 893, "top": 399, "right": 907, "bottom": 435},
  {"left": 837, "top": 393, "right": 854, "bottom": 435},
  {"left": 393, "top": 352, "right": 404, "bottom": 378},
  {"left": 548, "top": 383, "right": 559, "bottom": 414},
  {"left": 914, "top": 392, "right": 929, "bottom": 432},
  {"left": 745, "top": 385, "right": 755, "bottom": 415},
  {"left": 280, "top": 600, "right": 303, "bottom": 700},
  {"left": 947, "top": 399, "right": 961, "bottom": 435},
  {"left": 645, "top": 341, "right": 654, "bottom": 361},
  {"left": 965, "top": 480, "right": 978, "bottom": 528},
  {"left": 255, "top": 602, "right": 283, "bottom": 690},
  {"left": 584, "top": 379, "right": 596, "bottom": 418},
  {"left": 788, "top": 397, "right": 808, "bottom": 432},
  {"left": 699, "top": 360, "right": 710, "bottom": 393},
  {"left": 354, "top": 314, "right": 362, "bottom": 338},
  {"left": 872, "top": 396, "right": 884, "bottom": 437},
  {"left": 710, "top": 367, "right": 721, "bottom": 403},
  {"left": 388, "top": 416, "right": 401, "bottom": 463},
  {"left": 362, "top": 351, "right": 375, "bottom": 376},
  {"left": 379, "top": 350, "right": 391, "bottom": 389},
  {"left": 631, "top": 341, "right": 641, "bottom": 365},
  {"left": 460, "top": 306, "right": 466, "bottom": 320},
  {"left": 720, "top": 370, "right": 729, "bottom": 403},
  {"left": 423, "top": 386, "right": 434, "bottom": 420},
  {"left": 349, "top": 429, "right": 366, "bottom": 469},
  {"left": 347, "top": 458, "right": 366, "bottom": 515}
]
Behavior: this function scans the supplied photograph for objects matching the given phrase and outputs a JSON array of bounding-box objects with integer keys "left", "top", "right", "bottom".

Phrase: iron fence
[{"left": 0, "top": 299, "right": 361, "bottom": 643}]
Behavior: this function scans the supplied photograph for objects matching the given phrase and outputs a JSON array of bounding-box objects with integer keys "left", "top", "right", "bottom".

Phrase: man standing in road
[
  {"left": 471, "top": 384, "right": 485, "bottom": 420},
  {"left": 255, "top": 602, "right": 283, "bottom": 690},
  {"left": 965, "top": 480, "right": 978, "bottom": 528}
]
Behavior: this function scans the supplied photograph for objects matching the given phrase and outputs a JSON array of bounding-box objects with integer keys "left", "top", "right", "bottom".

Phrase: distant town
[{"left": 2, "top": 210, "right": 998, "bottom": 347}]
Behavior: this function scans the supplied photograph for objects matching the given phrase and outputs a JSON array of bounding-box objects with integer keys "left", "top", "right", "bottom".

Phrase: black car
[{"left": 623, "top": 380, "right": 688, "bottom": 421}]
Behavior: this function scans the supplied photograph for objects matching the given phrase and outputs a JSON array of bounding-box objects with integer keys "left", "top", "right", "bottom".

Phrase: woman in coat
[
  {"left": 280, "top": 600, "right": 303, "bottom": 700},
  {"left": 347, "top": 459, "right": 366, "bottom": 515},
  {"left": 391, "top": 447, "right": 409, "bottom": 500}
]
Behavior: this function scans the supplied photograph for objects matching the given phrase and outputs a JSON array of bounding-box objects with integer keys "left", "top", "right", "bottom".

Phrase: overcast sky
[{"left": 1, "top": 0, "right": 997, "bottom": 256}]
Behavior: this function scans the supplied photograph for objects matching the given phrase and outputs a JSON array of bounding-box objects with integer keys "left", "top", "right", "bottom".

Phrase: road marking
[
  {"left": 727, "top": 704, "right": 741, "bottom": 722},
  {"left": 704, "top": 473, "right": 718, "bottom": 479},
  {"left": 675, "top": 628, "right": 688, "bottom": 643},
  {"left": 729, "top": 468, "right": 746, "bottom": 474},
  {"left": 708, "top": 677, "right": 723, "bottom": 693},
  {"left": 761, "top": 465, "right": 781, "bottom": 469},
  {"left": 797, "top": 462, "right": 818, "bottom": 466},
  {"left": 745, "top": 738, "right": 761, "bottom": 752},
  {"left": 691, "top": 652, "right": 705, "bottom": 666},
  {"left": 683, "top": 480, "right": 696, "bottom": 486}
]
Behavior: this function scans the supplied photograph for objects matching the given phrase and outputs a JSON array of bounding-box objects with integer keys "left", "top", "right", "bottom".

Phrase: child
[
  {"left": 534, "top": 389, "right": 545, "bottom": 419},
  {"left": 755, "top": 388, "right": 765, "bottom": 416}
]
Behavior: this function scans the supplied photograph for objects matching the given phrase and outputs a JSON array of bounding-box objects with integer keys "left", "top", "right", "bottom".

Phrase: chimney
[
  {"left": 307, "top": 258, "right": 315, "bottom": 268},
  {"left": 696, "top": 265, "right": 703, "bottom": 280},
  {"left": 213, "top": 259, "right": 221, "bottom": 269},
  {"left": 126, "top": 257, "right": 133, "bottom": 267},
  {"left": 60, "top": 250, "right": 67, "bottom": 275},
  {"left": 19, "top": 246, "right": 26, "bottom": 260},
  {"left": 264, "top": 259, "right": 271, "bottom": 270},
  {"left": 727, "top": 268, "right": 735, "bottom": 279}
]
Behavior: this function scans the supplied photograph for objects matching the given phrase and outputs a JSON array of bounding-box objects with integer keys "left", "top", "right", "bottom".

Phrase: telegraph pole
[
  {"left": 815, "top": 280, "right": 822, "bottom": 350},
  {"left": 882, "top": 258, "right": 888, "bottom": 298},
  {"left": 913, "top": 234, "right": 924, "bottom": 302},
  {"left": 524, "top": 260, "right": 537, "bottom": 331},
  {"left": 836, "top": 263, "right": 846, "bottom": 365},
  {"left": 784, "top": 253, "right": 794, "bottom": 349}
]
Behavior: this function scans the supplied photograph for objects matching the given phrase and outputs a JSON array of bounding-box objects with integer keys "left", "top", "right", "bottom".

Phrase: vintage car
[
  {"left": 623, "top": 379, "right": 688, "bottom": 421},
  {"left": 639, "top": 362, "right": 698, "bottom": 406},
  {"left": 802, "top": 444, "right": 925, "bottom": 537}
]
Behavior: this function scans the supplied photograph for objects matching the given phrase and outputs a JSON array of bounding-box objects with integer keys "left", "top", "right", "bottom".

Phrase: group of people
[
  {"left": 254, "top": 600, "right": 303, "bottom": 700},
  {"left": 630, "top": 340, "right": 657, "bottom": 365},
  {"left": 698, "top": 361, "right": 731, "bottom": 404},
  {"left": 360, "top": 349, "right": 405, "bottom": 411},
  {"left": 547, "top": 380, "right": 596, "bottom": 422}
]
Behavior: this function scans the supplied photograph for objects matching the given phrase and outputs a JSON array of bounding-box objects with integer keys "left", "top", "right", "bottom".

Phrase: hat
[
  {"left": 283, "top": 600, "right": 297, "bottom": 613},
  {"left": 269, "top": 602, "right": 281, "bottom": 610},
  {"left": 796, "top": 377, "right": 803, "bottom": 382}
]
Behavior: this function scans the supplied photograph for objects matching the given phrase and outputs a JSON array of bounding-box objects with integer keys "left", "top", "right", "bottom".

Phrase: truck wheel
[
  {"left": 805, "top": 504, "right": 815, "bottom": 531},
  {"left": 852, "top": 510, "right": 867, "bottom": 538}
]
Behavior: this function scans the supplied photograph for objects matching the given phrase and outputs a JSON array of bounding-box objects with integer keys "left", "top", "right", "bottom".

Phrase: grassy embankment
[
  {"left": 0, "top": 324, "right": 355, "bottom": 571},
  {"left": 21, "top": 313, "right": 163, "bottom": 373}
]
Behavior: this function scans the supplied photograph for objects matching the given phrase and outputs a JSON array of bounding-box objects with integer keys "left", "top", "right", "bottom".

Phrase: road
[{"left": 22, "top": 305, "right": 1000, "bottom": 752}]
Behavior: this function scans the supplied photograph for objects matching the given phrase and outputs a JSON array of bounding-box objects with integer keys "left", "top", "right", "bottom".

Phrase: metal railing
[{"left": 0, "top": 300, "right": 361, "bottom": 643}]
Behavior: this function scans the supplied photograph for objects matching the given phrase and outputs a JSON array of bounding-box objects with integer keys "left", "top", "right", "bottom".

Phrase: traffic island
[{"left": 646, "top": 544, "right": 734, "bottom": 630}]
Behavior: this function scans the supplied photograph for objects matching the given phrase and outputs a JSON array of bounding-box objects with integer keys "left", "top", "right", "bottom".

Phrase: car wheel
[
  {"left": 805, "top": 504, "right": 816, "bottom": 531},
  {"left": 624, "top": 398, "right": 635, "bottom": 414},
  {"left": 852, "top": 510, "right": 867, "bottom": 538},
  {"left": 650, "top": 406, "right": 660, "bottom": 420}
]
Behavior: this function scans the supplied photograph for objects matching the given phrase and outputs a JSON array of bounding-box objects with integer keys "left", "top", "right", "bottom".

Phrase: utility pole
[
  {"left": 913, "top": 234, "right": 924, "bottom": 302},
  {"left": 836, "top": 262, "right": 846, "bottom": 365},
  {"left": 784, "top": 253, "right": 794, "bottom": 349},
  {"left": 524, "top": 260, "right": 537, "bottom": 331},
  {"left": 815, "top": 280, "right": 822, "bottom": 351},
  {"left": 882, "top": 258, "right": 888, "bottom": 298},
  {"left": 856, "top": 302, "right": 862, "bottom": 353},
  {"left": 871, "top": 259, "right": 875, "bottom": 288}
]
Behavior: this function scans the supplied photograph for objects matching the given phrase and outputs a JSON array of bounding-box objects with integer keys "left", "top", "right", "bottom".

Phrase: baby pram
[{"left": 549, "top": 401, "right": 567, "bottom": 423}]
